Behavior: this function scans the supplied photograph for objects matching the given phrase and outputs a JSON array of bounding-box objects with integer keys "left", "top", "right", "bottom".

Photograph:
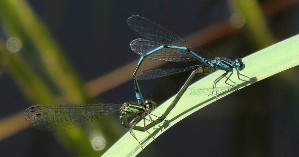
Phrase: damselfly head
[
  {"left": 233, "top": 58, "right": 245, "bottom": 71},
  {"left": 144, "top": 100, "right": 157, "bottom": 112}
]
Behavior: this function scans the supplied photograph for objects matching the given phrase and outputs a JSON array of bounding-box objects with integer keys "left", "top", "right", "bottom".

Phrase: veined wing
[
  {"left": 127, "top": 15, "right": 193, "bottom": 47},
  {"left": 130, "top": 38, "right": 161, "bottom": 55},
  {"left": 137, "top": 65, "right": 200, "bottom": 80},
  {"left": 24, "top": 103, "right": 121, "bottom": 131},
  {"left": 130, "top": 38, "right": 197, "bottom": 62}
]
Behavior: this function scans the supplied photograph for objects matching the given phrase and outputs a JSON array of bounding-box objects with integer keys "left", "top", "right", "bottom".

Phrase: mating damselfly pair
[{"left": 24, "top": 15, "right": 250, "bottom": 146}]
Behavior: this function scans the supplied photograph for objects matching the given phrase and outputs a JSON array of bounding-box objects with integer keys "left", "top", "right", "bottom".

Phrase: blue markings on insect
[
  {"left": 127, "top": 15, "right": 250, "bottom": 103},
  {"left": 146, "top": 45, "right": 164, "bottom": 56}
]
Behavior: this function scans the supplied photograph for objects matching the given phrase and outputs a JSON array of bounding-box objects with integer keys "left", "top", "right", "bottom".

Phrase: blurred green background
[{"left": 0, "top": 0, "right": 299, "bottom": 156}]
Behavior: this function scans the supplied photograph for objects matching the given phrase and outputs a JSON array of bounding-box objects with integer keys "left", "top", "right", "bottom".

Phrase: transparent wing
[
  {"left": 24, "top": 103, "right": 122, "bottom": 131},
  {"left": 130, "top": 38, "right": 197, "bottom": 62},
  {"left": 130, "top": 38, "right": 161, "bottom": 55},
  {"left": 137, "top": 65, "right": 200, "bottom": 80},
  {"left": 127, "top": 15, "right": 191, "bottom": 46}
]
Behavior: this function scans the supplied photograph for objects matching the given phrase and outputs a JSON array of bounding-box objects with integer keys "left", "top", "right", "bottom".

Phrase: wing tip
[{"left": 127, "top": 15, "right": 141, "bottom": 23}]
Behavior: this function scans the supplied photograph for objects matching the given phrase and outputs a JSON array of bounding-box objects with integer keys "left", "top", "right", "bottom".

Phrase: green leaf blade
[{"left": 103, "top": 34, "right": 299, "bottom": 157}]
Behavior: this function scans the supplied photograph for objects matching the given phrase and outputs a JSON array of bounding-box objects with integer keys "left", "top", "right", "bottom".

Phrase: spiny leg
[
  {"left": 129, "top": 116, "right": 156, "bottom": 144},
  {"left": 211, "top": 71, "right": 228, "bottom": 97},
  {"left": 129, "top": 129, "right": 143, "bottom": 148},
  {"left": 128, "top": 113, "right": 160, "bottom": 144},
  {"left": 147, "top": 114, "right": 155, "bottom": 122},
  {"left": 224, "top": 71, "right": 235, "bottom": 87},
  {"left": 237, "top": 70, "right": 251, "bottom": 82},
  {"left": 143, "top": 117, "right": 153, "bottom": 122},
  {"left": 224, "top": 74, "right": 235, "bottom": 85},
  {"left": 129, "top": 116, "right": 144, "bottom": 147},
  {"left": 148, "top": 113, "right": 160, "bottom": 119},
  {"left": 143, "top": 114, "right": 156, "bottom": 123},
  {"left": 143, "top": 116, "right": 156, "bottom": 142}
]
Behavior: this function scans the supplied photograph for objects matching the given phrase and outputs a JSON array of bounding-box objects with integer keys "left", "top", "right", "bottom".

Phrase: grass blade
[{"left": 103, "top": 34, "right": 299, "bottom": 157}]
